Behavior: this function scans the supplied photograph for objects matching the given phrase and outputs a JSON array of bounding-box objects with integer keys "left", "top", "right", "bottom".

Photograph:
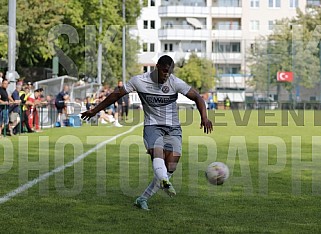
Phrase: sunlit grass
[{"left": 0, "top": 109, "right": 320, "bottom": 233}]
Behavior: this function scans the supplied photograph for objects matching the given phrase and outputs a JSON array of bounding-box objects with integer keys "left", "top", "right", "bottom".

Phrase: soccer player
[{"left": 81, "top": 55, "right": 213, "bottom": 210}]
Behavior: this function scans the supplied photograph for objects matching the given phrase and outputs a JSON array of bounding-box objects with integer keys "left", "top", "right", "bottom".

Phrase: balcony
[
  {"left": 159, "top": 28, "right": 210, "bottom": 40},
  {"left": 212, "top": 29, "right": 242, "bottom": 39},
  {"left": 212, "top": 53, "right": 242, "bottom": 63},
  {"left": 159, "top": 6, "right": 210, "bottom": 17},
  {"left": 216, "top": 75, "right": 246, "bottom": 89},
  {"left": 211, "top": 7, "right": 242, "bottom": 18}
]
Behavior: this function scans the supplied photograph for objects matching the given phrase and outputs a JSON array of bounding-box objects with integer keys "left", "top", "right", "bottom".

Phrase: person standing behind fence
[
  {"left": 0, "top": 79, "right": 14, "bottom": 137},
  {"left": 27, "top": 89, "right": 42, "bottom": 132},
  {"left": 0, "top": 71, "right": 3, "bottom": 84},
  {"left": 19, "top": 86, "right": 33, "bottom": 133},
  {"left": 224, "top": 95, "right": 231, "bottom": 110},
  {"left": 9, "top": 84, "right": 22, "bottom": 135},
  {"left": 55, "top": 85, "right": 69, "bottom": 127},
  {"left": 213, "top": 93, "right": 218, "bottom": 110},
  {"left": 116, "top": 81, "right": 129, "bottom": 121},
  {"left": 207, "top": 93, "right": 214, "bottom": 110}
]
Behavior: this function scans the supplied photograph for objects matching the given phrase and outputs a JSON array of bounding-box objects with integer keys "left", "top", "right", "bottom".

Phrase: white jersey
[{"left": 124, "top": 72, "right": 191, "bottom": 126}]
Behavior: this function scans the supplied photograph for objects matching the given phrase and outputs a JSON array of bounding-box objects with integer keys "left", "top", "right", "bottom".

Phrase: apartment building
[{"left": 135, "top": 0, "right": 321, "bottom": 103}]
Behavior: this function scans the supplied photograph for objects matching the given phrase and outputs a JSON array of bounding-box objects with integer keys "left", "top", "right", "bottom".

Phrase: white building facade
[{"left": 135, "top": 0, "right": 321, "bottom": 103}]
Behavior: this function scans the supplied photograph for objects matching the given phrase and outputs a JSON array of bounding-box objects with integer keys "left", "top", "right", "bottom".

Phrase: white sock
[{"left": 152, "top": 158, "right": 168, "bottom": 181}]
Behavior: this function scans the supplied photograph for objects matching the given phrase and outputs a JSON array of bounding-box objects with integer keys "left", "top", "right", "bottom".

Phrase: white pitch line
[{"left": 0, "top": 122, "right": 144, "bottom": 204}]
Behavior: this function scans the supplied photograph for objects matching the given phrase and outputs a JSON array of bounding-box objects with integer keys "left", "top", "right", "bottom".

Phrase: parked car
[{"left": 255, "top": 97, "right": 278, "bottom": 110}]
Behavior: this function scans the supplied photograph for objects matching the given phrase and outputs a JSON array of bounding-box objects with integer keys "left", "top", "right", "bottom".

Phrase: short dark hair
[{"left": 157, "top": 55, "right": 174, "bottom": 67}]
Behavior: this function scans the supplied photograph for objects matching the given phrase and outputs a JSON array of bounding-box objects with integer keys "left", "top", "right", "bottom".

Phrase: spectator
[
  {"left": 224, "top": 95, "right": 231, "bottom": 110},
  {"left": 9, "top": 84, "right": 22, "bottom": 135},
  {"left": 27, "top": 82, "right": 34, "bottom": 94},
  {"left": 117, "top": 81, "right": 129, "bottom": 120},
  {"left": 207, "top": 92, "right": 214, "bottom": 110},
  {"left": 0, "top": 79, "right": 14, "bottom": 137},
  {"left": 213, "top": 93, "right": 218, "bottom": 110},
  {"left": 85, "top": 96, "right": 94, "bottom": 111},
  {"left": 27, "top": 89, "right": 42, "bottom": 132},
  {"left": 0, "top": 71, "right": 4, "bottom": 84},
  {"left": 55, "top": 85, "right": 69, "bottom": 127},
  {"left": 102, "top": 87, "right": 122, "bottom": 127},
  {"left": 19, "top": 86, "right": 33, "bottom": 133}
]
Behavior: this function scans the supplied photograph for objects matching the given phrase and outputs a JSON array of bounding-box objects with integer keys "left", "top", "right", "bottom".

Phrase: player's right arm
[{"left": 81, "top": 87, "right": 127, "bottom": 120}]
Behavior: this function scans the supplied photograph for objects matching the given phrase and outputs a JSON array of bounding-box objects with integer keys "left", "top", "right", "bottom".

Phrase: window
[
  {"left": 231, "top": 42, "right": 240, "bottom": 52},
  {"left": 150, "top": 43, "right": 155, "bottom": 52},
  {"left": 218, "top": 0, "right": 241, "bottom": 7},
  {"left": 216, "top": 21, "right": 240, "bottom": 30},
  {"left": 150, "top": 0, "right": 155, "bottom": 6},
  {"left": 143, "top": 20, "right": 148, "bottom": 29},
  {"left": 250, "top": 20, "right": 260, "bottom": 31},
  {"left": 213, "top": 41, "right": 241, "bottom": 53},
  {"left": 307, "top": 0, "right": 320, "bottom": 7},
  {"left": 150, "top": 20, "right": 155, "bottom": 29},
  {"left": 250, "top": 0, "right": 260, "bottom": 7},
  {"left": 216, "top": 64, "right": 241, "bottom": 74},
  {"left": 289, "top": 0, "right": 298, "bottom": 8},
  {"left": 268, "top": 20, "right": 274, "bottom": 30},
  {"left": 143, "top": 43, "right": 148, "bottom": 52},
  {"left": 143, "top": 66, "right": 148, "bottom": 73},
  {"left": 269, "top": 0, "right": 281, "bottom": 7},
  {"left": 164, "top": 43, "right": 173, "bottom": 52}
]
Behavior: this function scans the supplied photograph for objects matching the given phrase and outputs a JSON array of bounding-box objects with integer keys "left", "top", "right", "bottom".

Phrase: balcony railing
[
  {"left": 216, "top": 75, "right": 246, "bottom": 89},
  {"left": 212, "top": 53, "right": 242, "bottom": 62},
  {"left": 159, "top": 28, "right": 210, "bottom": 40},
  {"left": 211, "top": 6, "right": 242, "bottom": 17},
  {"left": 161, "top": 0, "right": 206, "bottom": 7},
  {"left": 212, "top": 29, "right": 242, "bottom": 39},
  {"left": 159, "top": 6, "right": 210, "bottom": 16}
]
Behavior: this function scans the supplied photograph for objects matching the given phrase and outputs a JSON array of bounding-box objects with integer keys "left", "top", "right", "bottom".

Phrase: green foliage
[
  {"left": 174, "top": 53, "right": 215, "bottom": 93},
  {"left": 0, "top": 111, "right": 321, "bottom": 233},
  {"left": 248, "top": 8, "right": 321, "bottom": 95},
  {"left": 0, "top": 0, "right": 143, "bottom": 84}
]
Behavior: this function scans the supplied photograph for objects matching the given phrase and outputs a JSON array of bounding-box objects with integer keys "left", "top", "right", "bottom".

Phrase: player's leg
[
  {"left": 161, "top": 149, "right": 181, "bottom": 197},
  {"left": 56, "top": 107, "right": 63, "bottom": 126},
  {"left": 135, "top": 126, "right": 166, "bottom": 210},
  {"left": 113, "top": 105, "right": 122, "bottom": 127},
  {"left": 161, "top": 126, "right": 182, "bottom": 196},
  {"left": 164, "top": 150, "right": 180, "bottom": 178},
  {"left": 139, "top": 127, "right": 181, "bottom": 199}
]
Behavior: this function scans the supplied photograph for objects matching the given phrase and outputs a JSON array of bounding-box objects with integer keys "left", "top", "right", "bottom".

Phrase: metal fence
[{"left": 0, "top": 102, "right": 83, "bottom": 137}]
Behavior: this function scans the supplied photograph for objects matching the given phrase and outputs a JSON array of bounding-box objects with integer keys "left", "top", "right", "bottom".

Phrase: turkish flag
[{"left": 277, "top": 72, "right": 293, "bottom": 82}]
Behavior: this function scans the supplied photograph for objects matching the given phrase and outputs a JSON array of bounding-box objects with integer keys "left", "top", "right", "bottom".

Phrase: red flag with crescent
[{"left": 277, "top": 72, "right": 293, "bottom": 82}]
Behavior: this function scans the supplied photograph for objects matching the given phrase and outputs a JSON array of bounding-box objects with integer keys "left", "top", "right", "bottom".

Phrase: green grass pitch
[{"left": 0, "top": 109, "right": 321, "bottom": 233}]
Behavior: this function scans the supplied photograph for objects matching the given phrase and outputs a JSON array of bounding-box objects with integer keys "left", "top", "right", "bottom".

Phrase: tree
[
  {"left": 174, "top": 53, "right": 215, "bottom": 93},
  {"left": 0, "top": 0, "right": 143, "bottom": 85},
  {"left": 248, "top": 9, "right": 321, "bottom": 100}
]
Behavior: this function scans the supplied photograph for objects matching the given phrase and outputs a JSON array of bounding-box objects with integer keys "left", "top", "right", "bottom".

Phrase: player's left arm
[{"left": 185, "top": 88, "right": 213, "bottom": 134}]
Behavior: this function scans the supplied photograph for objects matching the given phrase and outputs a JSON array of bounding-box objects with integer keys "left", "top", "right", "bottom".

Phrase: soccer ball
[{"left": 205, "top": 162, "right": 229, "bottom": 185}]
